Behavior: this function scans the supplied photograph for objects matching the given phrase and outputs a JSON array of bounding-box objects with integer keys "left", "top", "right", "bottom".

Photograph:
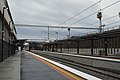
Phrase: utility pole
[
  {"left": 48, "top": 27, "right": 49, "bottom": 41},
  {"left": 68, "top": 28, "right": 70, "bottom": 39},
  {"left": 97, "top": 12, "right": 102, "bottom": 33},
  {"left": 56, "top": 32, "right": 58, "bottom": 41}
]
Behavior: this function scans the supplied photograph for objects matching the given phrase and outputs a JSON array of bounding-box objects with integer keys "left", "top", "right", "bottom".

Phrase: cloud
[{"left": 7, "top": 0, "right": 120, "bottom": 40}]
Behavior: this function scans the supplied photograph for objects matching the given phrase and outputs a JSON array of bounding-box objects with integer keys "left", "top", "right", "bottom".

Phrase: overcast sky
[{"left": 7, "top": 0, "right": 120, "bottom": 41}]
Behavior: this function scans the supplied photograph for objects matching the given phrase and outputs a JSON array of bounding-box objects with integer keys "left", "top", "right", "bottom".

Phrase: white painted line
[{"left": 26, "top": 51, "right": 102, "bottom": 80}]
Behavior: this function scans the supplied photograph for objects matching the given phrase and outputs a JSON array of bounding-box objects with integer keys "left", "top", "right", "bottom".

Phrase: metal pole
[
  {"left": 67, "top": 41, "right": 70, "bottom": 53},
  {"left": 68, "top": 28, "right": 70, "bottom": 39},
  {"left": 56, "top": 44, "right": 57, "bottom": 52},
  {"left": 56, "top": 32, "right": 58, "bottom": 40},
  {"left": 77, "top": 41, "right": 79, "bottom": 54},
  {"left": 48, "top": 27, "right": 49, "bottom": 41},
  {"left": 97, "top": 12, "right": 102, "bottom": 33},
  {"left": 91, "top": 39, "right": 93, "bottom": 55},
  {"left": 99, "top": 19, "right": 102, "bottom": 33},
  {"left": 104, "top": 38, "right": 108, "bottom": 56},
  {"left": 60, "top": 44, "right": 62, "bottom": 53}
]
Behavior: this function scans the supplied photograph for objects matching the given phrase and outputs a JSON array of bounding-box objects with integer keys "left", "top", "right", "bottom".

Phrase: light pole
[
  {"left": 68, "top": 28, "right": 70, "bottom": 39},
  {"left": 55, "top": 32, "right": 58, "bottom": 41},
  {"left": 1, "top": 7, "right": 8, "bottom": 62},
  {"left": 97, "top": 12, "right": 102, "bottom": 33},
  {"left": 41, "top": 31, "right": 49, "bottom": 41},
  {"left": 48, "top": 27, "right": 49, "bottom": 41},
  {"left": 67, "top": 28, "right": 70, "bottom": 53}
]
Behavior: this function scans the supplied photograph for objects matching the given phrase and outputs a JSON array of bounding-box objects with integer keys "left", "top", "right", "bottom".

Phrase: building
[
  {"left": 0, "top": 0, "right": 17, "bottom": 62},
  {"left": 43, "top": 26, "right": 120, "bottom": 56}
]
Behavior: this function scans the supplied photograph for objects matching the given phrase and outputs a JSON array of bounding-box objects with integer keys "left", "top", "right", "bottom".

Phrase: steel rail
[{"left": 36, "top": 53, "right": 120, "bottom": 80}]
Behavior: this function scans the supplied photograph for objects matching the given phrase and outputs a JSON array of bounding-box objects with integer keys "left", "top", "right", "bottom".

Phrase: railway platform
[
  {"left": 30, "top": 50, "right": 120, "bottom": 80},
  {"left": 0, "top": 51, "right": 20, "bottom": 80},
  {"left": 21, "top": 51, "right": 69, "bottom": 80},
  {"left": 0, "top": 50, "right": 102, "bottom": 80},
  {"left": 21, "top": 51, "right": 101, "bottom": 80}
]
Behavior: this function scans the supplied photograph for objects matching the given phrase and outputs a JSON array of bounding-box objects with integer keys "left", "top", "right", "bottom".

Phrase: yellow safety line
[{"left": 31, "top": 54, "right": 85, "bottom": 80}]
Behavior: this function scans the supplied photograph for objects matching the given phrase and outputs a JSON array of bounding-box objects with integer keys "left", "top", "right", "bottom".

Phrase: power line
[
  {"left": 59, "top": 0, "right": 102, "bottom": 26},
  {"left": 105, "top": 20, "right": 120, "bottom": 26},
  {"left": 88, "top": 14, "right": 119, "bottom": 26},
  {"left": 103, "top": 15, "right": 118, "bottom": 21},
  {"left": 67, "top": 0, "right": 120, "bottom": 27},
  {"left": 101, "top": 0, "right": 120, "bottom": 11},
  {"left": 68, "top": 11, "right": 98, "bottom": 26}
]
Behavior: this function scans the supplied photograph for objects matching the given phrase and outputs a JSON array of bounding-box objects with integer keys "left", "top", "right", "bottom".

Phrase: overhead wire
[
  {"left": 87, "top": 14, "right": 119, "bottom": 26},
  {"left": 103, "top": 15, "right": 119, "bottom": 21},
  {"left": 53, "top": 0, "right": 104, "bottom": 38},
  {"left": 105, "top": 20, "right": 120, "bottom": 26},
  {"left": 56, "top": 0, "right": 102, "bottom": 35},
  {"left": 67, "top": 11, "right": 98, "bottom": 26},
  {"left": 58, "top": 0, "right": 102, "bottom": 26},
  {"left": 58, "top": 0, "right": 120, "bottom": 37},
  {"left": 67, "top": 0, "right": 120, "bottom": 27}
]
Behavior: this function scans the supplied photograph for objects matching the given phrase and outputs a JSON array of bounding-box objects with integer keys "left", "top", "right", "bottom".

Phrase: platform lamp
[
  {"left": 68, "top": 28, "right": 70, "bottom": 39},
  {"left": 1, "top": 7, "right": 8, "bottom": 62},
  {"left": 97, "top": 12, "right": 102, "bottom": 33}
]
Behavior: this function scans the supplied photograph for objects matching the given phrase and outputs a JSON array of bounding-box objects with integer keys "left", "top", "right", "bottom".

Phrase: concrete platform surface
[
  {"left": 21, "top": 51, "right": 68, "bottom": 80},
  {"left": 0, "top": 52, "right": 21, "bottom": 80}
]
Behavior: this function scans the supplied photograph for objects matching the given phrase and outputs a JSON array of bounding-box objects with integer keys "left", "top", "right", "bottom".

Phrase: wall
[
  {"left": 0, "top": 0, "right": 17, "bottom": 62},
  {"left": 0, "top": 19, "right": 2, "bottom": 39}
]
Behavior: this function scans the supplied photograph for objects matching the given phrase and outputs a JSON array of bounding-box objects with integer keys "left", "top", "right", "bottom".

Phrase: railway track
[{"left": 33, "top": 52, "right": 120, "bottom": 80}]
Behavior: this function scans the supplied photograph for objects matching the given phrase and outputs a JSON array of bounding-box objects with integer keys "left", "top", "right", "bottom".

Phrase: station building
[{"left": 0, "top": 0, "right": 17, "bottom": 62}]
